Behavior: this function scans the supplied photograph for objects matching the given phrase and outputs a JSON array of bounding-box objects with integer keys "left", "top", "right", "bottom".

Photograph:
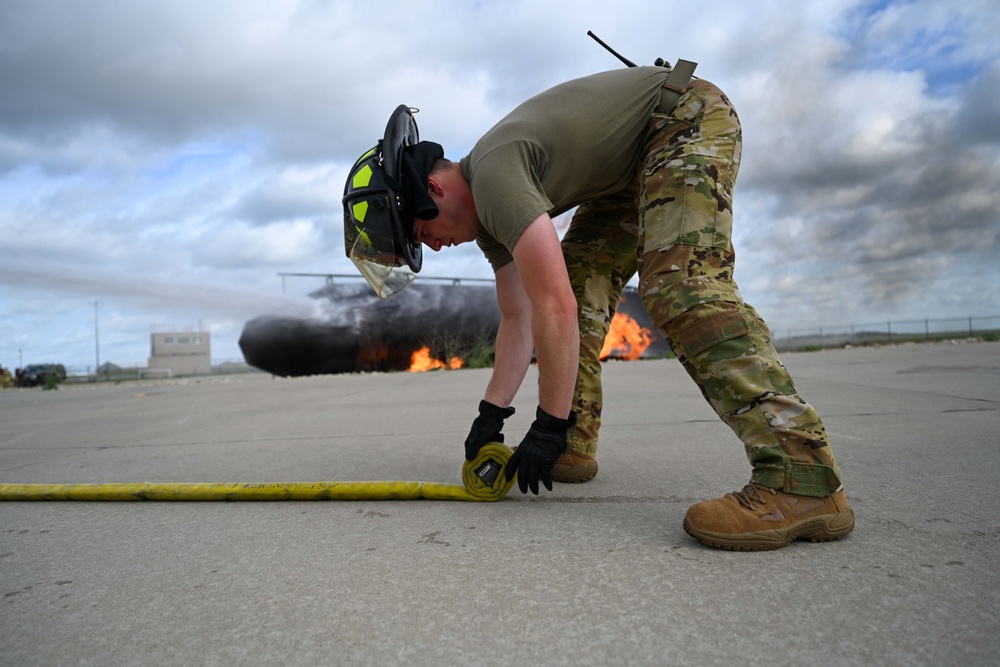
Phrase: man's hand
[
  {"left": 505, "top": 407, "right": 576, "bottom": 494},
  {"left": 465, "top": 400, "right": 516, "bottom": 461}
]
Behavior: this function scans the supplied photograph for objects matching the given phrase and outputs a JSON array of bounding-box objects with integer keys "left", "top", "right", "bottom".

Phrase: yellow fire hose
[{"left": 0, "top": 442, "right": 515, "bottom": 502}]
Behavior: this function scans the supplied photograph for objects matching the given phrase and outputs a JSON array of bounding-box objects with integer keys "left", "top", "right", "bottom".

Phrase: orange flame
[
  {"left": 600, "top": 312, "right": 654, "bottom": 361},
  {"left": 408, "top": 346, "right": 465, "bottom": 372}
]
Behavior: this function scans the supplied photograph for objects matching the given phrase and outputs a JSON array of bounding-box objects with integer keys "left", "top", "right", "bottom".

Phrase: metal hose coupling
[{"left": 460, "top": 441, "right": 516, "bottom": 501}]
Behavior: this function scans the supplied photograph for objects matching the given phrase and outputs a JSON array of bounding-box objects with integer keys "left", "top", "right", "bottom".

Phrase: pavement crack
[
  {"left": 417, "top": 531, "right": 451, "bottom": 546},
  {"left": 527, "top": 495, "right": 700, "bottom": 504}
]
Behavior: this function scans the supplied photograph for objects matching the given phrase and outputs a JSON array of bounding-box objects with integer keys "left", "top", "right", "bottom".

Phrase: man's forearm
[
  {"left": 505, "top": 212, "right": 580, "bottom": 420},
  {"left": 531, "top": 301, "right": 578, "bottom": 419},
  {"left": 484, "top": 313, "right": 534, "bottom": 408}
]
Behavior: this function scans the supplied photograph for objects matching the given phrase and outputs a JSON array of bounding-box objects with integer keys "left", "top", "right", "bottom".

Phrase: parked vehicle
[{"left": 19, "top": 364, "right": 67, "bottom": 388}]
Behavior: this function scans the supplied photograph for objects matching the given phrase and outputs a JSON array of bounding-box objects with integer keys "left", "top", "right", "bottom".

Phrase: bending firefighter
[{"left": 342, "top": 61, "right": 854, "bottom": 551}]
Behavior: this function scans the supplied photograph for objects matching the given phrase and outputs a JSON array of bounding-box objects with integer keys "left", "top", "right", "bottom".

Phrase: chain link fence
[
  {"left": 13, "top": 315, "right": 1000, "bottom": 386},
  {"left": 774, "top": 315, "right": 1000, "bottom": 351}
]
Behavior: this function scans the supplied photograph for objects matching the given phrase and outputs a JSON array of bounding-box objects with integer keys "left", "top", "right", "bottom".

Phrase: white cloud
[
  {"left": 196, "top": 219, "right": 326, "bottom": 268},
  {"left": 1, "top": 0, "right": 998, "bottom": 371}
]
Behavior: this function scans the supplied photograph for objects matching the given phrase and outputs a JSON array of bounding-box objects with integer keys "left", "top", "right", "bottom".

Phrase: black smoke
[
  {"left": 239, "top": 282, "right": 666, "bottom": 376},
  {"left": 240, "top": 282, "right": 501, "bottom": 376}
]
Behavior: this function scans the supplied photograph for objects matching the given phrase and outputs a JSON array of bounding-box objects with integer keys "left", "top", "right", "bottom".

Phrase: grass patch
[{"left": 427, "top": 326, "right": 497, "bottom": 369}]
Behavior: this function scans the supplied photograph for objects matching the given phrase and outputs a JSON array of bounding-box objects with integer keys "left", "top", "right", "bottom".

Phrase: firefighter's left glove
[
  {"left": 505, "top": 407, "right": 576, "bottom": 495},
  {"left": 465, "top": 400, "right": 516, "bottom": 461}
]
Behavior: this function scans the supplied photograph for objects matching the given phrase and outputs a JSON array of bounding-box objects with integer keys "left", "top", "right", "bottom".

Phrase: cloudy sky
[{"left": 2, "top": 0, "right": 998, "bottom": 372}]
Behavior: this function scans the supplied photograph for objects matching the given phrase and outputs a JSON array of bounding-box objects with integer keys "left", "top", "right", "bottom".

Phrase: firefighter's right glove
[
  {"left": 504, "top": 407, "right": 576, "bottom": 495},
  {"left": 465, "top": 400, "right": 516, "bottom": 461}
]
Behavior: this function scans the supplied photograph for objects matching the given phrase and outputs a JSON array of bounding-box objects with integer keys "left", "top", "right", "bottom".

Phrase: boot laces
[{"left": 729, "top": 481, "right": 777, "bottom": 511}]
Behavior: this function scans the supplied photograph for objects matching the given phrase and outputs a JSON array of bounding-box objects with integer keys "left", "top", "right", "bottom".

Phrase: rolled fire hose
[{"left": 0, "top": 442, "right": 515, "bottom": 502}]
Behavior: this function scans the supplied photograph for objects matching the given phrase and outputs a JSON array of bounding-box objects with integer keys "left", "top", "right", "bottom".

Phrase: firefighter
[{"left": 343, "top": 63, "right": 853, "bottom": 551}]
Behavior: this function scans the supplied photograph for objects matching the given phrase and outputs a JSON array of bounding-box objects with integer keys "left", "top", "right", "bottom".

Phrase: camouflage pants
[{"left": 561, "top": 79, "right": 843, "bottom": 497}]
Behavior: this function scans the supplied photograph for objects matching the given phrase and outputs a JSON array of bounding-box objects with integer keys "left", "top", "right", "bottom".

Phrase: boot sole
[
  {"left": 682, "top": 508, "right": 855, "bottom": 552},
  {"left": 552, "top": 461, "right": 598, "bottom": 484}
]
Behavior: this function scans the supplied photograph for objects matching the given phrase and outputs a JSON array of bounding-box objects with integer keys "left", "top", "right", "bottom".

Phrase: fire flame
[
  {"left": 600, "top": 312, "right": 654, "bottom": 361},
  {"left": 408, "top": 346, "right": 465, "bottom": 372}
]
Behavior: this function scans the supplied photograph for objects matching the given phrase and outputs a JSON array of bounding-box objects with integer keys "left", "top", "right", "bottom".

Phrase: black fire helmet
[{"left": 342, "top": 105, "right": 444, "bottom": 298}]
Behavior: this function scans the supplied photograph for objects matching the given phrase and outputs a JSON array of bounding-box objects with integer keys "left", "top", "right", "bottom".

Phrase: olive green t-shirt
[{"left": 459, "top": 66, "right": 674, "bottom": 271}]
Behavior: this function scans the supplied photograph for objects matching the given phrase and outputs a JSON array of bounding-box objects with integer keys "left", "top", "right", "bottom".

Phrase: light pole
[{"left": 90, "top": 301, "right": 100, "bottom": 379}]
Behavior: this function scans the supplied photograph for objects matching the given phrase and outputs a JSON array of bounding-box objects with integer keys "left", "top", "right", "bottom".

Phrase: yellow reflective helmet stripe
[
  {"left": 352, "top": 147, "right": 376, "bottom": 168},
  {"left": 352, "top": 202, "right": 369, "bottom": 223},
  {"left": 352, "top": 164, "right": 374, "bottom": 190},
  {"left": 353, "top": 226, "right": 373, "bottom": 247}
]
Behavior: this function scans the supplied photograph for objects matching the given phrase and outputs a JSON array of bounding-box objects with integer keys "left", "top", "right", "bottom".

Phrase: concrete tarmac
[{"left": 2, "top": 341, "right": 998, "bottom": 666}]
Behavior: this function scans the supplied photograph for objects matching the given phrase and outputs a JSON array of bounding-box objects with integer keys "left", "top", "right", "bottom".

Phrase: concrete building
[{"left": 148, "top": 331, "right": 211, "bottom": 377}]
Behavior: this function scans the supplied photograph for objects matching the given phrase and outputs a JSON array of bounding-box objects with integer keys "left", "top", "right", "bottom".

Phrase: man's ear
[{"left": 426, "top": 176, "right": 444, "bottom": 198}]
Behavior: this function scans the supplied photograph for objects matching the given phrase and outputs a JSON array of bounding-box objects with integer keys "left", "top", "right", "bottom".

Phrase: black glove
[
  {"left": 504, "top": 407, "right": 577, "bottom": 495},
  {"left": 465, "top": 400, "right": 516, "bottom": 461}
]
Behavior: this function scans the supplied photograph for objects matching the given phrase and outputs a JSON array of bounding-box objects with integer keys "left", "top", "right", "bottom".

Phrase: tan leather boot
[
  {"left": 551, "top": 452, "right": 598, "bottom": 483},
  {"left": 683, "top": 482, "right": 855, "bottom": 551}
]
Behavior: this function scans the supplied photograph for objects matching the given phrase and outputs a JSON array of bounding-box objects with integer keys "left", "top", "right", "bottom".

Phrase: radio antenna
[{"left": 587, "top": 30, "right": 637, "bottom": 67}]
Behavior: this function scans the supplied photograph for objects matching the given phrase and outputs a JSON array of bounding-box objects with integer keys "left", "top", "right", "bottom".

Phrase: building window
[{"left": 164, "top": 337, "right": 175, "bottom": 344}]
